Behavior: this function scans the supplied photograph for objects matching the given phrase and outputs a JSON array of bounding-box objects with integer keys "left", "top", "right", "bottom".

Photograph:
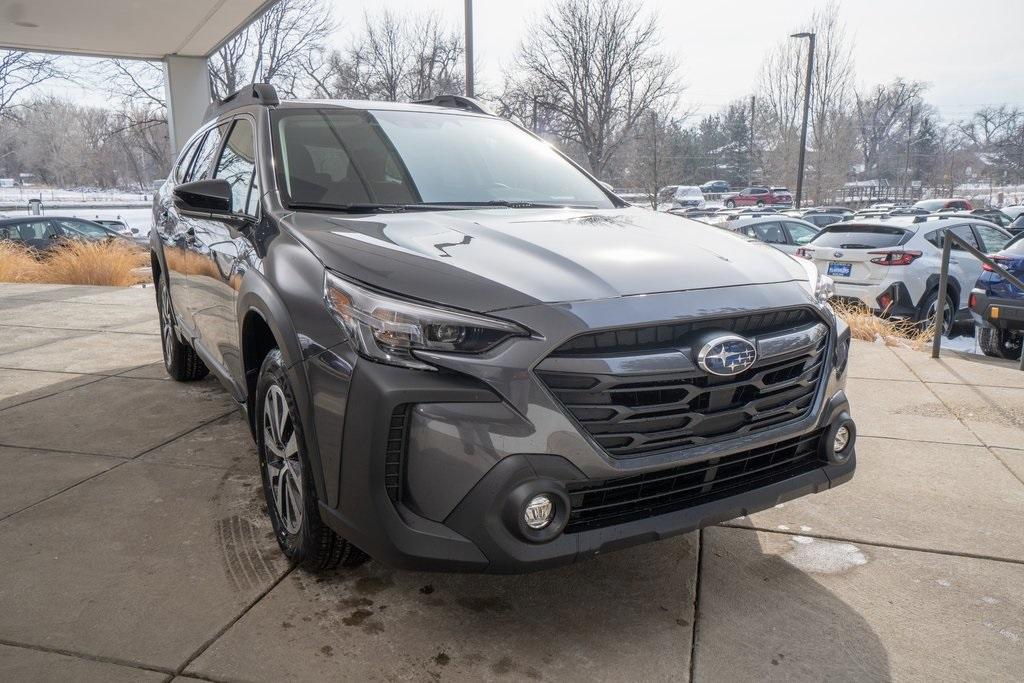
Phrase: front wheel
[
  {"left": 756, "top": 200, "right": 765, "bottom": 207},
  {"left": 978, "top": 326, "right": 1023, "bottom": 359},
  {"left": 256, "top": 349, "right": 367, "bottom": 571}
]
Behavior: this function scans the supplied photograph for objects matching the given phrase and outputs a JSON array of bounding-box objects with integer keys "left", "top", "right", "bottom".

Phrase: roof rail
[
  {"left": 205, "top": 83, "right": 279, "bottom": 120},
  {"left": 412, "top": 94, "right": 493, "bottom": 115}
]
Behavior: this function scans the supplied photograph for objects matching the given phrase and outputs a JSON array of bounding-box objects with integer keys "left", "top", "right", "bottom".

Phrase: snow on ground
[
  {"left": 0, "top": 187, "right": 154, "bottom": 205},
  {"left": 940, "top": 334, "right": 982, "bottom": 356}
]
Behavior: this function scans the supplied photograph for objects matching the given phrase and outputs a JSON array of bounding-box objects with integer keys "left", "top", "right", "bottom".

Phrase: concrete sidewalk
[{"left": 0, "top": 283, "right": 1021, "bottom": 682}]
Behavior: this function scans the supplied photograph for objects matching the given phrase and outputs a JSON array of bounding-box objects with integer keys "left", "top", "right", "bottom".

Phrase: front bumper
[
  {"left": 308, "top": 284, "right": 856, "bottom": 573},
  {"left": 318, "top": 366, "right": 854, "bottom": 573}
]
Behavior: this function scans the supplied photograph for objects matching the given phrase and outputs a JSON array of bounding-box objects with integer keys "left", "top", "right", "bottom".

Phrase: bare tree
[
  {"left": 854, "top": 78, "right": 926, "bottom": 179},
  {"left": 209, "top": 0, "right": 333, "bottom": 98},
  {"left": 755, "top": 1, "right": 856, "bottom": 202},
  {"left": 100, "top": 60, "right": 172, "bottom": 177},
  {"left": 959, "top": 106, "right": 1024, "bottom": 183},
  {"left": 0, "top": 50, "right": 63, "bottom": 122},
  {"left": 317, "top": 9, "right": 464, "bottom": 102},
  {"left": 503, "top": 0, "right": 678, "bottom": 177}
]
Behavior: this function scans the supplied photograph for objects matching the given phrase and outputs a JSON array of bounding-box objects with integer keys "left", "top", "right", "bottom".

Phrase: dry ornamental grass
[
  {"left": 0, "top": 239, "right": 148, "bottom": 287},
  {"left": 830, "top": 299, "right": 935, "bottom": 349}
]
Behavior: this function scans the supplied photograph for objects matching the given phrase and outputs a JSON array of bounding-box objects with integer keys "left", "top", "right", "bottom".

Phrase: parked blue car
[{"left": 971, "top": 232, "right": 1024, "bottom": 359}]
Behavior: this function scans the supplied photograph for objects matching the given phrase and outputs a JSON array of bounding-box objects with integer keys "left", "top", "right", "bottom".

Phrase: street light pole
[
  {"left": 464, "top": 0, "right": 475, "bottom": 98},
  {"left": 651, "top": 110, "right": 659, "bottom": 210},
  {"left": 791, "top": 32, "right": 815, "bottom": 209}
]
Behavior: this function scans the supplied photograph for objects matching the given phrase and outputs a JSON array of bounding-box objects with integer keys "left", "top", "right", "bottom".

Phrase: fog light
[
  {"left": 523, "top": 495, "right": 554, "bottom": 530},
  {"left": 833, "top": 425, "right": 851, "bottom": 453}
]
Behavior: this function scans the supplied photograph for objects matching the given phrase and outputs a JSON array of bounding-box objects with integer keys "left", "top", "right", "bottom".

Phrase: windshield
[
  {"left": 810, "top": 224, "right": 910, "bottom": 249},
  {"left": 272, "top": 108, "right": 614, "bottom": 210},
  {"left": 678, "top": 186, "right": 702, "bottom": 198}
]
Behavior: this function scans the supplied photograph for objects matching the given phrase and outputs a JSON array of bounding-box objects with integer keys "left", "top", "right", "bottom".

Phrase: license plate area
[{"left": 827, "top": 262, "right": 853, "bottom": 277}]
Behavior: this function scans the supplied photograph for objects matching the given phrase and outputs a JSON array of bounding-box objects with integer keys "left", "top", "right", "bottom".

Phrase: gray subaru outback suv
[{"left": 151, "top": 85, "right": 855, "bottom": 573}]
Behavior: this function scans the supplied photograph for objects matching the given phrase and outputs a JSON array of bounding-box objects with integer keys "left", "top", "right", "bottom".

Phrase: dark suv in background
[
  {"left": 971, "top": 233, "right": 1024, "bottom": 359},
  {"left": 151, "top": 85, "right": 856, "bottom": 573}
]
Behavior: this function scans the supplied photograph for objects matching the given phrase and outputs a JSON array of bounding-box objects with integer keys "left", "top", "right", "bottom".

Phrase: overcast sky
[{"left": 326, "top": 0, "right": 1023, "bottom": 121}]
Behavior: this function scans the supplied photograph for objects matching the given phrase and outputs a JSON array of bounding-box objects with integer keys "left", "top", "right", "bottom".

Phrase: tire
[
  {"left": 255, "top": 349, "right": 368, "bottom": 571},
  {"left": 756, "top": 200, "right": 765, "bottom": 208},
  {"left": 156, "top": 272, "right": 209, "bottom": 381},
  {"left": 916, "top": 289, "right": 957, "bottom": 337},
  {"left": 725, "top": 200, "right": 735, "bottom": 208},
  {"left": 978, "top": 326, "right": 1024, "bottom": 360}
]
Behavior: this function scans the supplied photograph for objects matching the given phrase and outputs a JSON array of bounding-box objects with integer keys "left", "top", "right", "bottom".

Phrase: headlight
[
  {"left": 798, "top": 257, "right": 835, "bottom": 302},
  {"left": 324, "top": 272, "right": 529, "bottom": 370}
]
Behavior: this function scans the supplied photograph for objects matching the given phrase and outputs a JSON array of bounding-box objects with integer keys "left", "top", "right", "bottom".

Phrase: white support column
[{"left": 163, "top": 55, "right": 212, "bottom": 154}]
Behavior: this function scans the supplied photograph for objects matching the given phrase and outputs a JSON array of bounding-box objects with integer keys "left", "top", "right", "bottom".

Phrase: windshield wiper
[
  {"left": 289, "top": 202, "right": 412, "bottom": 213},
  {"left": 423, "top": 200, "right": 598, "bottom": 209}
]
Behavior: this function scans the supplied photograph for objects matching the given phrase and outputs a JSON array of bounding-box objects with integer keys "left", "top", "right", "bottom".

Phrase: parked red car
[
  {"left": 723, "top": 186, "right": 793, "bottom": 208},
  {"left": 913, "top": 198, "right": 973, "bottom": 212}
]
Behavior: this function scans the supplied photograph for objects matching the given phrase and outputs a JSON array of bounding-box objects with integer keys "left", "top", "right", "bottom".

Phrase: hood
[{"left": 286, "top": 206, "right": 808, "bottom": 312}]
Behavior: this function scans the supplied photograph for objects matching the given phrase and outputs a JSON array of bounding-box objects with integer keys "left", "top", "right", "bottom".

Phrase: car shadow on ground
[{"left": 191, "top": 521, "right": 891, "bottom": 681}]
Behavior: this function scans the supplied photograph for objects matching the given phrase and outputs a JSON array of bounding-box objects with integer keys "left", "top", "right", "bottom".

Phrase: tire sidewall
[
  {"left": 255, "top": 349, "right": 320, "bottom": 562},
  {"left": 156, "top": 274, "right": 180, "bottom": 374},
  {"left": 920, "top": 289, "right": 955, "bottom": 336}
]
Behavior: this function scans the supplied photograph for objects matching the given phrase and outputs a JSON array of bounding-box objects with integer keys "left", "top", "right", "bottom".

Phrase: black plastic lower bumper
[{"left": 318, "top": 355, "right": 856, "bottom": 573}]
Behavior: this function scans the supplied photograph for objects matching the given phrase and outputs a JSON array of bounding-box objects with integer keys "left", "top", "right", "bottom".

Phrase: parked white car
[
  {"left": 713, "top": 214, "right": 819, "bottom": 255},
  {"left": 797, "top": 215, "right": 1013, "bottom": 332},
  {"left": 657, "top": 185, "right": 706, "bottom": 211},
  {"left": 1002, "top": 205, "right": 1024, "bottom": 221}
]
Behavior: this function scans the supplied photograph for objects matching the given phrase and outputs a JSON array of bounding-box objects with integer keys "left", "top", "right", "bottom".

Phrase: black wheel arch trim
[
  {"left": 236, "top": 271, "right": 329, "bottom": 505},
  {"left": 921, "top": 273, "right": 962, "bottom": 311}
]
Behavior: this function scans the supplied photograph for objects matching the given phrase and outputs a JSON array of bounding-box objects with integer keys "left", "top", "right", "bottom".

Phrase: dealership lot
[{"left": 0, "top": 283, "right": 1022, "bottom": 682}]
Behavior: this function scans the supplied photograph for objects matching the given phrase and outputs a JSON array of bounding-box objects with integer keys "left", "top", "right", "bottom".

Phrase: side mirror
[{"left": 173, "top": 179, "right": 232, "bottom": 216}]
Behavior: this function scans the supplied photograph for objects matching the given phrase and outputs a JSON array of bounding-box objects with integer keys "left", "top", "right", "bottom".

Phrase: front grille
[
  {"left": 565, "top": 430, "right": 825, "bottom": 532},
  {"left": 384, "top": 405, "right": 409, "bottom": 502},
  {"left": 537, "top": 308, "right": 829, "bottom": 458},
  {"left": 552, "top": 308, "right": 819, "bottom": 356}
]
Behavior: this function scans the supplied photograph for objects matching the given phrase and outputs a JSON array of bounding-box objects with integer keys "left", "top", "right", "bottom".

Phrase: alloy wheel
[
  {"left": 159, "top": 280, "right": 175, "bottom": 367},
  {"left": 926, "top": 296, "right": 954, "bottom": 335},
  {"left": 262, "top": 384, "right": 304, "bottom": 535}
]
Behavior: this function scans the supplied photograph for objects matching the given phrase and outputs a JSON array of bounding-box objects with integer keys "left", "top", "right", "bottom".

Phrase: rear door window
[
  {"left": 784, "top": 221, "right": 818, "bottom": 245},
  {"left": 810, "top": 225, "right": 910, "bottom": 249},
  {"left": 926, "top": 224, "right": 979, "bottom": 251},
  {"left": 973, "top": 223, "right": 1011, "bottom": 252},
  {"left": 750, "top": 222, "right": 786, "bottom": 244}
]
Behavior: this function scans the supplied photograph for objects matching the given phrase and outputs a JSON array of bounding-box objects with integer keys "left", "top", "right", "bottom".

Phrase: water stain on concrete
[
  {"left": 456, "top": 596, "right": 513, "bottom": 613},
  {"left": 354, "top": 574, "right": 394, "bottom": 595},
  {"left": 342, "top": 608, "right": 373, "bottom": 626},
  {"left": 782, "top": 536, "right": 868, "bottom": 574}
]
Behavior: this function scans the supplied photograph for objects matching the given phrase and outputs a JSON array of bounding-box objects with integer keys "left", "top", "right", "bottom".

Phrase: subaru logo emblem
[
  {"left": 833, "top": 250, "right": 843, "bottom": 258},
  {"left": 697, "top": 335, "right": 758, "bottom": 376}
]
